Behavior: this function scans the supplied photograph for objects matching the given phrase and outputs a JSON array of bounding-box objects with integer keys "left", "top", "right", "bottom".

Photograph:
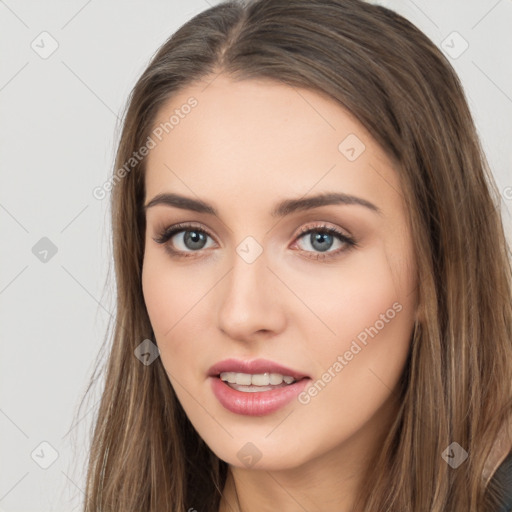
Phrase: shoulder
[
  {"left": 490, "top": 450, "right": 512, "bottom": 512},
  {"left": 485, "top": 418, "right": 512, "bottom": 511}
]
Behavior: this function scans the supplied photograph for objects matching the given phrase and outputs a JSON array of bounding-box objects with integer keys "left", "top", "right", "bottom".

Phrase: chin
[{"left": 207, "top": 437, "right": 314, "bottom": 471}]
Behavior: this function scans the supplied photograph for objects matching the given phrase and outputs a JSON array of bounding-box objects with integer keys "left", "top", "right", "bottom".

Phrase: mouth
[
  {"left": 218, "top": 371, "right": 301, "bottom": 392},
  {"left": 208, "top": 359, "right": 311, "bottom": 416}
]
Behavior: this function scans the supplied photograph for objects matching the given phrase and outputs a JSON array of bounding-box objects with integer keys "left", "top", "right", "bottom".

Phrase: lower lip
[{"left": 210, "top": 376, "right": 310, "bottom": 416}]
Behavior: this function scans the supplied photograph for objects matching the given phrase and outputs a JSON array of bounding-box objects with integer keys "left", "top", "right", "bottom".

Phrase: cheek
[
  {"left": 294, "top": 241, "right": 416, "bottom": 428},
  {"left": 141, "top": 254, "right": 222, "bottom": 440},
  {"left": 142, "top": 249, "right": 201, "bottom": 336},
  {"left": 288, "top": 243, "right": 415, "bottom": 352},
  {"left": 301, "top": 269, "right": 412, "bottom": 390},
  {"left": 141, "top": 250, "right": 213, "bottom": 378}
]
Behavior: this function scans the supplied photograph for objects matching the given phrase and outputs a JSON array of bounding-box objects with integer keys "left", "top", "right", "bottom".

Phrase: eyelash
[{"left": 152, "top": 222, "right": 357, "bottom": 261}]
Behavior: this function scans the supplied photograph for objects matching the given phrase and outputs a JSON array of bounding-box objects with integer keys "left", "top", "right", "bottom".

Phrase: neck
[{"left": 220, "top": 455, "right": 363, "bottom": 512}]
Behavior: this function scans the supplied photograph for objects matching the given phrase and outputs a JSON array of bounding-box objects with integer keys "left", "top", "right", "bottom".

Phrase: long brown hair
[{"left": 82, "top": 0, "right": 512, "bottom": 510}]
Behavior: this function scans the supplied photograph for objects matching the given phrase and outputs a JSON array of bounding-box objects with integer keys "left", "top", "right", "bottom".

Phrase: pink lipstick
[{"left": 208, "top": 358, "right": 310, "bottom": 416}]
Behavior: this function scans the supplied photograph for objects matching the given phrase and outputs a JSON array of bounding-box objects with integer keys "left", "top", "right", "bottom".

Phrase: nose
[{"left": 216, "top": 245, "right": 287, "bottom": 342}]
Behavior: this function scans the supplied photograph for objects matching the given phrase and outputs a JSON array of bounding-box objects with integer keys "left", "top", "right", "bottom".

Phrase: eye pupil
[
  {"left": 184, "top": 230, "right": 207, "bottom": 250},
  {"left": 311, "top": 232, "right": 333, "bottom": 252}
]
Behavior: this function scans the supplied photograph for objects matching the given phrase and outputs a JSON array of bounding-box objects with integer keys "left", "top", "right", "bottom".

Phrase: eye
[
  {"left": 153, "top": 222, "right": 216, "bottom": 258},
  {"left": 292, "top": 223, "right": 356, "bottom": 260}
]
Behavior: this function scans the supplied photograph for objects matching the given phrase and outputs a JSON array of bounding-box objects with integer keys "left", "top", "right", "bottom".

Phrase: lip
[{"left": 208, "top": 358, "right": 310, "bottom": 416}]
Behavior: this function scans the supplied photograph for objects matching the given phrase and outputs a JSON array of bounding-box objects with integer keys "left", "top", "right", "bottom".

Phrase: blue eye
[
  {"left": 293, "top": 225, "right": 356, "bottom": 260},
  {"left": 153, "top": 224, "right": 214, "bottom": 255},
  {"left": 153, "top": 222, "right": 356, "bottom": 261}
]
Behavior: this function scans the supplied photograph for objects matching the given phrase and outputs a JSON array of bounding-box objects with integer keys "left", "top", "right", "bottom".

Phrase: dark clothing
[{"left": 492, "top": 450, "right": 512, "bottom": 512}]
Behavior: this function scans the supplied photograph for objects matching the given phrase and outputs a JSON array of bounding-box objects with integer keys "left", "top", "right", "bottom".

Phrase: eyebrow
[{"left": 143, "top": 191, "right": 382, "bottom": 217}]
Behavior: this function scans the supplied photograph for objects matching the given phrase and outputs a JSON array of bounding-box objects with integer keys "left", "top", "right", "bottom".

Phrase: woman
[{"left": 82, "top": 0, "right": 512, "bottom": 510}]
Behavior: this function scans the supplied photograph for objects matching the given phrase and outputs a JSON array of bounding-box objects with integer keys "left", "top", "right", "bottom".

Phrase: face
[{"left": 141, "top": 75, "right": 418, "bottom": 472}]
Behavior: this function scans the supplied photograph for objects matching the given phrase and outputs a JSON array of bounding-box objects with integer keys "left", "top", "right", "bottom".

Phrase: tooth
[
  {"left": 220, "top": 371, "right": 297, "bottom": 387},
  {"left": 251, "top": 373, "right": 270, "bottom": 386},
  {"left": 220, "top": 372, "right": 237, "bottom": 383},
  {"left": 236, "top": 372, "right": 252, "bottom": 385},
  {"left": 269, "top": 373, "right": 283, "bottom": 385}
]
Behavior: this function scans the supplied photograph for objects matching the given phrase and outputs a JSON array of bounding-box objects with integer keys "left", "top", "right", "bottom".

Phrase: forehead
[{"left": 144, "top": 75, "right": 401, "bottom": 217}]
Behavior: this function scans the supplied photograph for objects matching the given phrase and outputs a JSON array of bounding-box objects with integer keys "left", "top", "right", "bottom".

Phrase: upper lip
[{"left": 208, "top": 358, "right": 310, "bottom": 380}]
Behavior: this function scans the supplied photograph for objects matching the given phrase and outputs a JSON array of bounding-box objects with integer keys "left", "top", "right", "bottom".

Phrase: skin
[{"left": 141, "top": 74, "right": 418, "bottom": 512}]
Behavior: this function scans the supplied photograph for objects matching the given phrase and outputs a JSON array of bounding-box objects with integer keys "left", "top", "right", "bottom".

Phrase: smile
[{"left": 208, "top": 359, "right": 311, "bottom": 415}]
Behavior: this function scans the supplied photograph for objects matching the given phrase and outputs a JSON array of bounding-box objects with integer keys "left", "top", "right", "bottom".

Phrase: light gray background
[{"left": 1, "top": 1, "right": 511, "bottom": 511}]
